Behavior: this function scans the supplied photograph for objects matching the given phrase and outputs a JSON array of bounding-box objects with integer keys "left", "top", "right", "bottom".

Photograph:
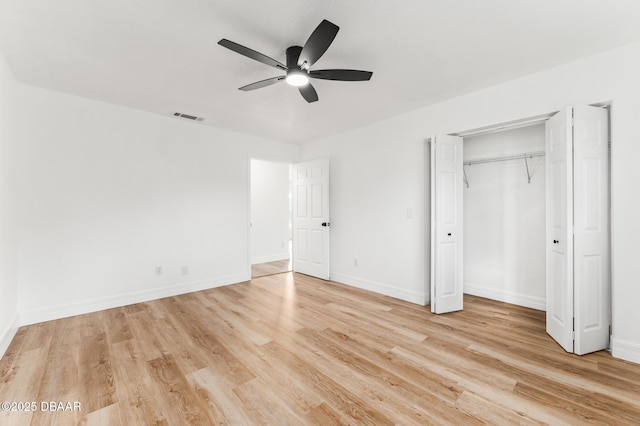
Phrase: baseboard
[
  {"left": 611, "top": 337, "right": 640, "bottom": 365},
  {"left": 251, "top": 253, "right": 290, "bottom": 265},
  {"left": 464, "top": 282, "right": 545, "bottom": 311},
  {"left": 0, "top": 314, "right": 20, "bottom": 360},
  {"left": 331, "top": 272, "right": 427, "bottom": 305},
  {"left": 19, "top": 272, "right": 250, "bottom": 326}
]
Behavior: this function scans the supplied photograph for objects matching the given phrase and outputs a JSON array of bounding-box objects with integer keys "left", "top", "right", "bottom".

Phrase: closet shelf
[{"left": 463, "top": 150, "right": 545, "bottom": 187}]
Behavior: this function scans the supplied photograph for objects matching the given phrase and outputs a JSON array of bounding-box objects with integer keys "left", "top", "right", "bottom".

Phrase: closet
[
  {"left": 430, "top": 105, "right": 610, "bottom": 355},
  {"left": 462, "top": 124, "right": 546, "bottom": 310}
]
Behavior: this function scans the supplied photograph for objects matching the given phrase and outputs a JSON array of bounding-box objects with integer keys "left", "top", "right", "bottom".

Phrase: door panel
[
  {"left": 573, "top": 105, "right": 610, "bottom": 355},
  {"left": 441, "top": 242, "right": 456, "bottom": 295},
  {"left": 545, "top": 107, "right": 574, "bottom": 353},
  {"left": 311, "top": 229, "right": 324, "bottom": 264},
  {"left": 293, "top": 158, "right": 330, "bottom": 280},
  {"left": 296, "top": 228, "right": 308, "bottom": 261},
  {"left": 431, "top": 135, "right": 464, "bottom": 314},
  {"left": 297, "top": 185, "right": 308, "bottom": 217},
  {"left": 311, "top": 183, "right": 323, "bottom": 217}
]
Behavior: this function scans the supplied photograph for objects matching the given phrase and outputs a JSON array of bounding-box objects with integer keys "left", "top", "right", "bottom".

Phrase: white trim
[
  {"left": 452, "top": 113, "right": 555, "bottom": 138},
  {"left": 464, "top": 281, "right": 545, "bottom": 311},
  {"left": 251, "top": 253, "right": 290, "bottom": 265},
  {"left": 19, "top": 273, "right": 250, "bottom": 326},
  {"left": 0, "top": 314, "right": 20, "bottom": 360},
  {"left": 247, "top": 155, "right": 253, "bottom": 283},
  {"left": 611, "top": 337, "right": 640, "bottom": 365},
  {"left": 429, "top": 135, "right": 436, "bottom": 312},
  {"left": 331, "top": 272, "right": 427, "bottom": 305}
]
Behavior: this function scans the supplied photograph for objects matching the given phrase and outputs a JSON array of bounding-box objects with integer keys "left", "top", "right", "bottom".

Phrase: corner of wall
[
  {"left": 0, "top": 314, "right": 19, "bottom": 360},
  {"left": 0, "top": 49, "right": 20, "bottom": 361}
]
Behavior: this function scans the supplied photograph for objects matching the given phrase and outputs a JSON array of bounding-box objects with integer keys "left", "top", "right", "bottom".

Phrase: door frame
[{"left": 247, "top": 157, "right": 294, "bottom": 278}]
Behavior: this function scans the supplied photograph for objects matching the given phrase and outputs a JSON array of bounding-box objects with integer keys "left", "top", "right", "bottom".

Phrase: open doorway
[{"left": 250, "top": 159, "right": 293, "bottom": 278}]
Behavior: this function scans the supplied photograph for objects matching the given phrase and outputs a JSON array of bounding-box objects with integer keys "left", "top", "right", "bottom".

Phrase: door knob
[
  {"left": 321, "top": 222, "right": 330, "bottom": 227},
  {"left": 553, "top": 239, "right": 559, "bottom": 244}
]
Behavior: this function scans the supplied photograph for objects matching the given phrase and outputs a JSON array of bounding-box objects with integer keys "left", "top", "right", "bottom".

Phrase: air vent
[{"left": 172, "top": 112, "right": 204, "bottom": 122}]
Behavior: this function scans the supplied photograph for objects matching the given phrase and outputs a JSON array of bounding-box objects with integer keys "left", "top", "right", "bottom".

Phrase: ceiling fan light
[{"left": 285, "top": 71, "right": 309, "bottom": 87}]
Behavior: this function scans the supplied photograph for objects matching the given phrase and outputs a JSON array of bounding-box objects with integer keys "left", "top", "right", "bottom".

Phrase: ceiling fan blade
[
  {"left": 218, "top": 39, "right": 287, "bottom": 71},
  {"left": 298, "top": 83, "right": 319, "bottom": 103},
  {"left": 239, "top": 76, "right": 285, "bottom": 91},
  {"left": 298, "top": 20, "right": 339, "bottom": 69},
  {"left": 309, "top": 69, "right": 373, "bottom": 81}
]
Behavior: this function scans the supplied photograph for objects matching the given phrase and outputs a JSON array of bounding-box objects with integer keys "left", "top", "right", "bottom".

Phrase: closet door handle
[
  {"left": 553, "top": 239, "right": 559, "bottom": 244},
  {"left": 447, "top": 233, "right": 452, "bottom": 236}
]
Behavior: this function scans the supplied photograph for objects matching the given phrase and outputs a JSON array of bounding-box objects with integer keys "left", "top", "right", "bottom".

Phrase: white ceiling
[{"left": 2, "top": 0, "right": 640, "bottom": 144}]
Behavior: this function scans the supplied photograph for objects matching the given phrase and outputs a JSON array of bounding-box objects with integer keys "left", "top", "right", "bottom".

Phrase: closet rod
[
  {"left": 463, "top": 150, "right": 545, "bottom": 187},
  {"left": 463, "top": 150, "right": 545, "bottom": 166}
]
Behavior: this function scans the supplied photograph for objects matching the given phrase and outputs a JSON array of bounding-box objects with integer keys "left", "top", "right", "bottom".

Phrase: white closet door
[
  {"left": 545, "top": 107, "right": 574, "bottom": 352},
  {"left": 430, "top": 135, "right": 464, "bottom": 314},
  {"left": 293, "top": 158, "right": 330, "bottom": 280},
  {"left": 573, "top": 105, "right": 610, "bottom": 355}
]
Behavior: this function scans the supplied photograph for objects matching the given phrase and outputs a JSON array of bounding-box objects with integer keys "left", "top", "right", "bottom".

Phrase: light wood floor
[
  {"left": 1, "top": 273, "right": 640, "bottom": 425},
  {"left": 251, "top": 258, "right": 292, "bottom": 278}
]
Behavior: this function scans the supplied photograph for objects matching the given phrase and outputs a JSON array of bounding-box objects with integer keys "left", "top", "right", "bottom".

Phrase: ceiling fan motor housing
[{"left": 285, "top": 46, "right": 310, "bottom": 86}]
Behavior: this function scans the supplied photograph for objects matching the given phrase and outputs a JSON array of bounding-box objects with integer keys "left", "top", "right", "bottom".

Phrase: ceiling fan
[{"left": 218, "top": 19, "right": 373, "bottom": 103}]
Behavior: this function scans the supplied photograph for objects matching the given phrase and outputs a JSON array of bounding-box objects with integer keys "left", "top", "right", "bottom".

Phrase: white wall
[
  {"left": 0, "top": 51, "right": 19, "bottom": 358},
  {"left": 14, "top": 84, "right": 298, "bottom": 325},
  {"left": 301, "top": 123, "right": 427, "bottom": 304},
  {"left": 463, "top": 125, "right": 546, "bottom": 310},
  {"left": 250, "top": 159, "right": 290, "bottom": 264},
  {"left": 300, "top": 40, "right": 640, "bottom": 364}
]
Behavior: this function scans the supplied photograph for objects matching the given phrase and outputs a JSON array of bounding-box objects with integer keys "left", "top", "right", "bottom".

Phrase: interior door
[
  {"left": 292, "top": 158, "right": 330, "bottom": 280},
  {"left": 573, "top": 105, "right": 610, "bottom": 355},
  {"left": 545, "top": 107, "right": 574, "bottom": 352},
  {"left": 430, "top": 135, "right": 464, "bottom": 314}
]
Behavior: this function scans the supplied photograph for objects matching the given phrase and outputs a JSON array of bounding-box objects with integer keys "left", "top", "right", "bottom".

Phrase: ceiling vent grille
[{"left": 172, "top": 112, "right": 204, "bottom": 121}]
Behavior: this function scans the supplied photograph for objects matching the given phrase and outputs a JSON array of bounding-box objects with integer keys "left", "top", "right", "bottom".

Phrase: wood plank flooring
[
  {"left": 251, "top": 258, "right": 291, "bottom": 278},
  {"left": 1, "top": 272, "right": 640, "bottom": 425}
]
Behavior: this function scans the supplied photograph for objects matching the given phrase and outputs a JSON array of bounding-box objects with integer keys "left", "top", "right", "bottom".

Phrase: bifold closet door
[
  {"left": 573, "top": 105, "right": 610, "bottom": 355},
  {"left": 430, "top": 135, "right": 464, "bottom": 314},
  {"left": 545, "top": 105, "right": 610, "bottom": 355},
  {"left": 546, "top": 108, "right": 574, "bottom": 352}
]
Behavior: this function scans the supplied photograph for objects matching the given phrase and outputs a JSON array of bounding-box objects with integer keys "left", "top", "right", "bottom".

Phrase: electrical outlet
[
  {"left": 154, "top": 266, "right": 162, "bottom": 276},
  {"left": 181, "top": 265, "right": 189, "bottom": 276}
]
